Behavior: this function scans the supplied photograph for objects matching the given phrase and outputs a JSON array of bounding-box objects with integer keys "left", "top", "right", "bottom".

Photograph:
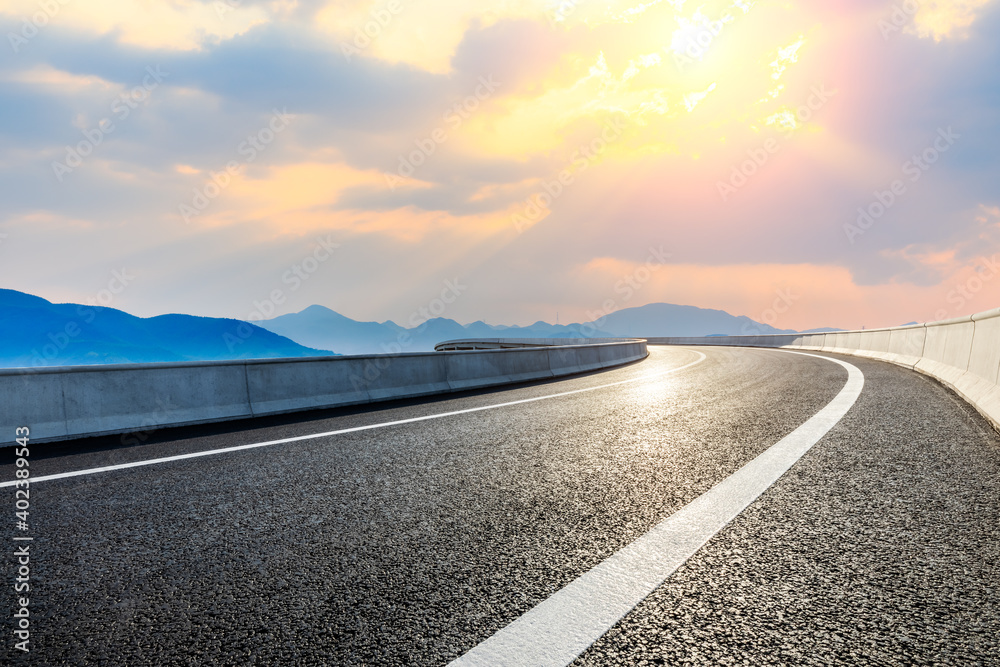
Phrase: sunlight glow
[
  {"left": 770, "top": 37, "right": 806, "bottom": 81},
  {"left": 685, "top": 83, "right": 718, "bottom": 112}
]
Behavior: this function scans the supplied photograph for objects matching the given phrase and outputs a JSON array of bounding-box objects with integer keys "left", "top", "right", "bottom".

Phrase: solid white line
[
  {"left": 450, "top": 350, "right": 865, "bottom": 667},
  {"left": 0, "top": 352, "right": 707, "bottom": 488}
]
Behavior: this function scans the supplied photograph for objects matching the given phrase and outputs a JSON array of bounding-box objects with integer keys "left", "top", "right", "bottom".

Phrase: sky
[{"left": 1, "top": 0, "right": 999, "bottom": 331}]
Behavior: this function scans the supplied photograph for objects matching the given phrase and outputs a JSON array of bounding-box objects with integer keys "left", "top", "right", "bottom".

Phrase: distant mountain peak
[
  {"left": 300, "top": 304, "right": 337, "bottom": 315},
  {"left": 252, "top": 300, "right": 832, "bottom": 355}
]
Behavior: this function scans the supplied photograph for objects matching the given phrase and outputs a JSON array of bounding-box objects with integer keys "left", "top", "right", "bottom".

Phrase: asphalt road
[{"left": 2, "top": 346, "right": 998, "bottom": 665}]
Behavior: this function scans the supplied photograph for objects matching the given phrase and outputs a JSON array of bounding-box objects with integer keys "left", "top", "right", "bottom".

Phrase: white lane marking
[
  {"left": 0, "top": 351, "right": 707, "bottom": 488},
  {"left": 450, "top": 350, "right": 865, "bottom": 667}
]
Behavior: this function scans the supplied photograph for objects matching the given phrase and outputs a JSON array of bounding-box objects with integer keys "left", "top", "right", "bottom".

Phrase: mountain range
[
  {"left": 0, "top": 288, "right": 840, "bottom": 367},
  {"left": 0, "top": 289, "right": 331, "bottom": 367},
  {"left": 256, "top": 302, "right": 839, "bottom": 356}
]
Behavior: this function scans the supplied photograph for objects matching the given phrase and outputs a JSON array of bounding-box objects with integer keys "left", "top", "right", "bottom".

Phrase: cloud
[
  {"left": 2, "top": 0, "right": 1000, "bottom": 332},
  {"left": 0, "top": 0, "right": 270, "bottom": 51},
  {"left": 908, "top": 0, "right": 997, "bottom": 41}
]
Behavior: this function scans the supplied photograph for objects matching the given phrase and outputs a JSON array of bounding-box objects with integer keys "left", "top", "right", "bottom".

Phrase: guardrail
[
  {"left": 648, "top": 307, "right": 1000, "bottom": 430},
  {"left": 1, "top": 339, "right": 648, "bottom": 445},
  {"left": 433, "top": 337, "right": 645, "bottom": 350}
]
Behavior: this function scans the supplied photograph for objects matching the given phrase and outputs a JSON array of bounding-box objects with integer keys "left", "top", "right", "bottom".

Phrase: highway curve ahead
[{"left": 2, "top": 346, "right": 999, "bottom": 665}]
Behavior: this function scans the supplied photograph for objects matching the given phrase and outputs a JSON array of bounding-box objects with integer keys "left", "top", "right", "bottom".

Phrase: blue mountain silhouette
[{"left": 0, "top": 289, "right": 333, "bottom": 367}]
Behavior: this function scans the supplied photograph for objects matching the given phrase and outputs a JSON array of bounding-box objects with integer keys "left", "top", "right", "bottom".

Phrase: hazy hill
[
  {"left": 258, "top": 305, "right": 616, "bottom": 355},
  {"left": 0, "top": 289, "right": 333, "bottom": 368},
  {"left": 592, "top": 303, "right": 793, "bottom": 337},
  {"left": 254, "top": 301, "right": 832, "bottom": 355}
]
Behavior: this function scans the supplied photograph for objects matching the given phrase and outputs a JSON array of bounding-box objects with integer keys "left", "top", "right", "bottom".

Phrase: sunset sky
[{"left": 2, "top": 0, "right": 999, "bottom": 330}]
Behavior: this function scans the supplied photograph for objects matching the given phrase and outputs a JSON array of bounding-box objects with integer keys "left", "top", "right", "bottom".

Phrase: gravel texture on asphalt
[
  {"left": 574, "top": 352, "right": 1000, "bottom": 666},
  {"left": 3, "top": 347, "right": 994, "bottom": 665}
]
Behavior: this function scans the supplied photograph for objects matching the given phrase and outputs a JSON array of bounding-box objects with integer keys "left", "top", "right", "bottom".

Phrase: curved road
[{"left": 2, "top": 346, "right": 998, "bottom": 665}]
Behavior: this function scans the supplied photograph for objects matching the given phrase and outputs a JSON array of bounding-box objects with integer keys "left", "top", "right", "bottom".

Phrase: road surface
[{"left": 2, "top": 346, "right": 998, "bottom": 665}]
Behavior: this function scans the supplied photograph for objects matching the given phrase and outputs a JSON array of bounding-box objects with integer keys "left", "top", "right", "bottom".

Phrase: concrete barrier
[
  {"left": 648, "top": 309, "right": 1000, "bottom": 431},
  {"left": 916, "top": 317, "right": 975, "bottom": 388},
  {"left": 883, "top": 324, "right": 926, "bottom": 367},
  {"left": 433, "top": 338, "right": 642, "bottom": 350},
  {"left": 966, "top": 309, "right": 1000, "bottom": 426},
  {"left": 644, "top": 335, "right": 796, "bottom": 348},
  {"left": 436, "top": 338, "right": 649, "bottom": 378},
  {"left": 1, "top": 339, "right": 647, "bottom": 445},
  {"left": 2, "top": 362, "right": 255, "bottom": 444}
]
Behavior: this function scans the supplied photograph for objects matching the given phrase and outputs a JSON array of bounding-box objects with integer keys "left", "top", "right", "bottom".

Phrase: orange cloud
[{"left": 177, "top": 159, "right": 525, "bottom": 243}]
